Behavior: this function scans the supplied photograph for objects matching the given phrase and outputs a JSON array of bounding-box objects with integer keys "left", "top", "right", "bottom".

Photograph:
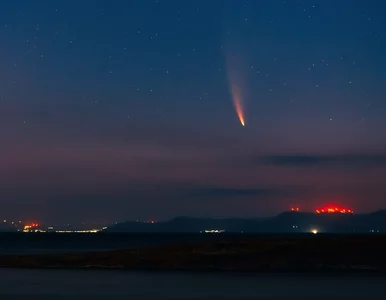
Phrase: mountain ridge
[{"left": 108, "top": 210, "right": 386, "bottom": 233}]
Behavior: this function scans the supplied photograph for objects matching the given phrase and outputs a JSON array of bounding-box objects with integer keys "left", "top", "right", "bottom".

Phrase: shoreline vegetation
[{"left": 0, "top": 235, "right": 385, "bottom": 273}]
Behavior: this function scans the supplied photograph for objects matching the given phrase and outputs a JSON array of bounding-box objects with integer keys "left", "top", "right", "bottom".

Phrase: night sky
[{"left": 1, "top": 0, "right": 386, "bottom": 224}]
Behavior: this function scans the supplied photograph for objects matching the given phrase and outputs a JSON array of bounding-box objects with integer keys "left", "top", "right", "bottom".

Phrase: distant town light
[
  {"left": 204, "top": 229, "right": 225, "bottom": 234},
  {"left": 311, "top": 229, "right": 318, "bottom": 234},
  {"left": 55, "top": 229, "right": 100, "bottom": 233}
]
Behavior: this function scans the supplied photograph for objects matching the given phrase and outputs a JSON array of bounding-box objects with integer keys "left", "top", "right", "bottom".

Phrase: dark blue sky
[{"left": 1, "top": 0, "right": 386, "bottom": 223}]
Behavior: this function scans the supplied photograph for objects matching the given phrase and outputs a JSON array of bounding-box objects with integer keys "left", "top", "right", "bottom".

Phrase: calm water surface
[
  {"left": 0, "top": 269, "right": 385, "bottom": 299},
  {"left": 0, "top": 233, "right": 228, "bottom": 254}
]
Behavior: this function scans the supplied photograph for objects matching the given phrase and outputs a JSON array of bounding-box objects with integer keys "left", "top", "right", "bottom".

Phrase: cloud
[
  {"left": 256, "top": 154, "right": 386, "bottom": 168},
  {"left": 183, "top": 185, "right": 292, "bottom": 199}
]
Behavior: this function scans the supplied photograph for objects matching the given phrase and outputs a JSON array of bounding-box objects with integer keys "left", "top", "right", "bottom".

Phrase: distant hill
[{"left": 107, "top": 210, "right": 386, "bottom": 233}]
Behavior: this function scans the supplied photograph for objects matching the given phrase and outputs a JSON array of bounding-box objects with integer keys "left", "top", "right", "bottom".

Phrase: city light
[
  {"left": 54, "top": 229, "right": 100, "bottom": 233},
  {"left": 311, "top": 229, "right": 318, "bottom": 234},
  {"left": 23, "top": 223, "right": 40, "bottom": 232},
  {"left": 1, "top": 218, "right": 108, "bottom": 233},
  {"left": 203, "top": 229, "right": 225, "bottom": 233}
]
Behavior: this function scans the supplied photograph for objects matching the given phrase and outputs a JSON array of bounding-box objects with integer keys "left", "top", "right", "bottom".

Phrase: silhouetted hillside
[{"left": 108, "top": 211, "right": 386, "bottom": 233}]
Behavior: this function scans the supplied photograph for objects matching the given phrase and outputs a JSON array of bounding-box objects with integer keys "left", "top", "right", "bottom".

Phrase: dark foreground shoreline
[{"left": 1, "top": 234, "right": 385, "bottom": 273}]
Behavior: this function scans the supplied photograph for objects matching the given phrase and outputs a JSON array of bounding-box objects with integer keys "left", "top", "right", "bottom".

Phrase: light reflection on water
[{"left": 0, "top": 269, "right": 385, "bottom": 299}]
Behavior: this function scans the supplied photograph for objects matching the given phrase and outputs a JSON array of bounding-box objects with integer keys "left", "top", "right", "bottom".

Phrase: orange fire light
[{"left": 315, "top": 206, "right": 353, "bottom": 214}]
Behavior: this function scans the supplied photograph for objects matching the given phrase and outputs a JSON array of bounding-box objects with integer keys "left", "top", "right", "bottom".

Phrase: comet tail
[{"left": 230, "top": 83, "right": 245, "bottom": 126}]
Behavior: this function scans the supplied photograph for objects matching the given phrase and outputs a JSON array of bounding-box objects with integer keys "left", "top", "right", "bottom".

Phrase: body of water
[
  {"left": 0, "top": 269, "right": 385, "bottom": 299},
  {"left": 0, "top": 233, "right": 220, "bottom": 255}
]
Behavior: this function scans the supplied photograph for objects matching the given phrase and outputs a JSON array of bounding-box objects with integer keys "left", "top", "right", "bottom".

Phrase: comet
[
  {"left": 225, "top": 49, "right": 247, "bottom": 127},
  {"left": 230, "top": 82, "right": 245, "bottom": 126}
]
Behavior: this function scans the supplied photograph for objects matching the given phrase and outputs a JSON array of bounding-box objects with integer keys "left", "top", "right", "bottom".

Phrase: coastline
[{"left": 1, "top": 235, "right": 385, "bottom": 273}]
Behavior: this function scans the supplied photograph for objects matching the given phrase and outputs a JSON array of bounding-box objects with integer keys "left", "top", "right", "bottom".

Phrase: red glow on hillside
[{"left": 316, "top": 206, "right": 353, "bottom": 214}]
